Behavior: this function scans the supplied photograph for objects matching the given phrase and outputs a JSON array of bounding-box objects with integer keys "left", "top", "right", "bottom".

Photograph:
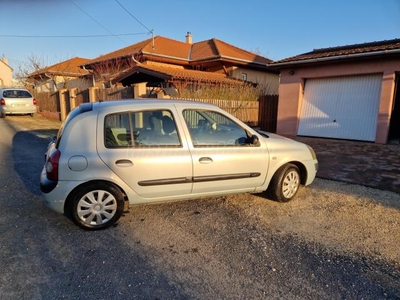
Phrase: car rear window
[
  {"left": 104, "top": 109, "right": 181, "bottom": 148},
  {"left": 3, "top": 89, "right": 32, "bottom": 98}
]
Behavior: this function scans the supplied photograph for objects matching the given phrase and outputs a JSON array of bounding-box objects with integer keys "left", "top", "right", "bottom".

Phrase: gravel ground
[
  {"left": 4, "top": 114, "right": 400, "bottom": 298},
  {"left": 6, "top": 114, "right": 400, "bottom": 264},
  {"left": 118, "top": 188, "right": 400, "bottom": 298}
]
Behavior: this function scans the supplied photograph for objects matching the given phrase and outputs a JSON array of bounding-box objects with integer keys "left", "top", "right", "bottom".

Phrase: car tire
[
  {"left": 69, "top": 182, "right": 125, "bottom": 230},
  {"left": 267, "top": 163, "right": 301, "bottom": 202}
]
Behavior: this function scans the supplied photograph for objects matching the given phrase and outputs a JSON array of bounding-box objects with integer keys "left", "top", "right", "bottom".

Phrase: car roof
[
  {"left": 91, "top": 99, "right": 220, "bottom": 111},
  {"left": 0, "top": 87, "right": 30, "bottom": 90}
]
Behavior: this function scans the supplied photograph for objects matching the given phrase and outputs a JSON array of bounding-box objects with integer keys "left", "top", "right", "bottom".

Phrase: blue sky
[{"left": 1, "top": 0, "right": 399, "bottom": 74}]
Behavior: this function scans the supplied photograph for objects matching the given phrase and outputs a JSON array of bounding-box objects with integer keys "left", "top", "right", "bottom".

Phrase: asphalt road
[{"left": 0, "top": 116, "right": 399, "bottom": 300}]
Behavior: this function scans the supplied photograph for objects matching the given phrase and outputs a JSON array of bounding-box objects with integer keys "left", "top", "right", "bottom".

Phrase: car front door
[
  {"left": 97, "top": 108, "right": 193, "bottom": 199},
  {"left": 181, "top": 109, "right": 269, "bottom": 195}
]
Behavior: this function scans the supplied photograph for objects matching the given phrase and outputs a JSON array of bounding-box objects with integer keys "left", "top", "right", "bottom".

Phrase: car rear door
[{"left": 96, "top": 107, "right": 193, "bottom": 199}]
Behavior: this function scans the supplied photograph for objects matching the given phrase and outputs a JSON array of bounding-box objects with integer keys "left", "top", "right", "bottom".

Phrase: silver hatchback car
[
  {"left": 0, "top": 88, "right": 37, "bottom": 117},
  {"left": 40, "top": 100, "right": 318, "bottom": 230}
]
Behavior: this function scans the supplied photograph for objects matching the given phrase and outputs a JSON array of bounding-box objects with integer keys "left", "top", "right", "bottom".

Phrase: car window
[
  {"left": 182, "top": 109, "right": 249, "bottom": 146},
  {"left": 3, "top": 89, "right": 32, "bottom": 98},
  {"left": 104, "top": 109, "right": 181, "bottom": 148}
]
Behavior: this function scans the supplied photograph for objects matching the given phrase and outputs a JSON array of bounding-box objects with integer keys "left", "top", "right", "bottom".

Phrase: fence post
[
  {"left": 88, "top": 87, "right": 99, "bottom": 102},
  {"left": 69, "top": 88, "right": 78, "bottom": 110},
  {"left": 59, "top": 89, "right": 69, "bottom": 121},
  {"left": 133, "top": 83, "right": 146, "bottom": 98}
]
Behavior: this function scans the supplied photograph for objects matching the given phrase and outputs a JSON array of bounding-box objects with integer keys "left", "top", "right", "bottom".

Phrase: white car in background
[
  {"left": 0, "top": 88, "right": 37, "bottom": 117},
  {"left": 40, "top": 100, "right": 318, "bottom": 230}
]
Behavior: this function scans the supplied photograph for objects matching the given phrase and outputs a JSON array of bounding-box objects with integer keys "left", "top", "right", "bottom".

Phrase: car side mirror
[{"left": 250, "top": 134, "right": 260, "bottom": 146}]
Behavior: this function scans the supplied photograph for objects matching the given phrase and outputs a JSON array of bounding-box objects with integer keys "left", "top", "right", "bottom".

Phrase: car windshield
[{"left": 3, "top": 90, "right": 32, "bottom": 98}]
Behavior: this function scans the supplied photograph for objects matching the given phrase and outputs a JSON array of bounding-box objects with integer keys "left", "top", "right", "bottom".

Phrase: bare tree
[
  {"left": 14, "top": 54, "right": 48, "bottom": 87},
  {"left": 88, "top": 56, "right": 136, "bottom": 87}
]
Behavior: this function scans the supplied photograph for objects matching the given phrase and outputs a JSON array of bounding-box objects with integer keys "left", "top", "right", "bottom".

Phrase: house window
[{"left": 241, "top": 73, "right": 247, "bottom": 81}]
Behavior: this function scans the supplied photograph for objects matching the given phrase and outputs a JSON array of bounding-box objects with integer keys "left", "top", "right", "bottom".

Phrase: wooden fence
[
  {"left": 33, "top": 87, "right": 279, "bottom": 132},
  {"left": 173, "top": 97, "right": 259, "bottom": 126},
  {"left": 34, "top": 91, "right": 60, "bottom": 112},
  {"left": 94, "top": 86, "right": 134, "bottom": 101}
]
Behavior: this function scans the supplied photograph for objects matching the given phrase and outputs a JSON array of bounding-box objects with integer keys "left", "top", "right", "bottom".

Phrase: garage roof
[{"left": 271, "top": 38, "right": 400, "bottom": 67}]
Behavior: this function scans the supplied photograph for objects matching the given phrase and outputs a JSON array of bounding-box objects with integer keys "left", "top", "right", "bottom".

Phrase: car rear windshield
[{"left": 3, "top": 89, "right": 32, "bottom": 98}]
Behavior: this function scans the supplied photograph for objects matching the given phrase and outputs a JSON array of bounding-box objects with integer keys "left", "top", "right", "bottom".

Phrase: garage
[{"left": 298, "top": 74, "right": 382, "bottom": 141}]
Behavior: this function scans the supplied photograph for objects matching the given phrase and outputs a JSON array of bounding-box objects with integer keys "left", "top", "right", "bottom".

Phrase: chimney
[{"left": 185, "top": 32, "right": 193, "bottom": 44}]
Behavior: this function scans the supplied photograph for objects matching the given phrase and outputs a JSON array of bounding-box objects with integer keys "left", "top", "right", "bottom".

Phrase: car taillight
[
  {"left": 0, "top": 98, "right": 5, "bottom": 106},
  {"left": 33, "top": 98, "right": 37, "bottom": 105},
  {"left": 46, "top": 149, "right": 61, "bottom": 181}
]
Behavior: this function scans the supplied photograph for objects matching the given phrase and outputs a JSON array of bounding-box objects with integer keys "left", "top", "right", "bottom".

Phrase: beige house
[
  {"left": 28, "top": 57, "right": 92, "bottom": 92},
  {"left": 0, "top": 57, "right": 13, "bottom": 87},
  {"left": 270, "top": 38, "right": 400, "bottom": 144}
]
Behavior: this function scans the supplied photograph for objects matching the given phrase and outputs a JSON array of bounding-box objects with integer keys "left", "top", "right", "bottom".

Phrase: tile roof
[
  {"left": 272, "top": 38, "right": 400, "bottom": 66},
  {"left": 29, "top": 57, "right": 90, "bottom": 77},
  {"left": 115, "top": 64, "right": 243, "bottom": 85},
  {"left": 191, "top": 38, "right": 272, "bottom": 65},
  {"left": 87, "top": 36, "right": 191, "bottom": 65},
  {"left": 213, "top": 39, "right": 272, "bottom": 64},
  {"left": 83, "top": 35, "right": 271, "bottom": 67}
]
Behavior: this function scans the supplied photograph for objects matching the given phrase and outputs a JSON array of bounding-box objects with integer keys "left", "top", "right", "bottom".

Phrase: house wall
[
  {"left": 35, "top": 80, "right": 55, "bottom": 93},
  {"left": 0, "top": 59, "right": 13, "bottom": 87},
  {"left": 35, "top": 75, "right": 91, "bottom": 92},
  {"left": 276, "top": 58, "right": 400, "bottom": 143},
  {"left": 230, "top": 67, "right": 279, "bottom": 95}
]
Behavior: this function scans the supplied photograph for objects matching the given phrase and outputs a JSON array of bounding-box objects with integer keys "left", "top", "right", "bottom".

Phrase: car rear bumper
[
  {"left": 40, "top": 167, "right": 64, "bottom": 213},
  {"left": 1, "top": 106, "right": 37, "bottom": 114},
  {"left": 40, "top": 167, "right": 85, "bottom": 214}
]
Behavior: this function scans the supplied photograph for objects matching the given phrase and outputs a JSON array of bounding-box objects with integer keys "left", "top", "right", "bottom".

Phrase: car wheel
[
  {"left": 267, "top": 163, "right": 300, "bottom": 202},
  {"left": 69, "top": 182, "right": 124, "bottom": 230},
  {"left": 30, "top": 113, "right": 36, "bottom": 117}
]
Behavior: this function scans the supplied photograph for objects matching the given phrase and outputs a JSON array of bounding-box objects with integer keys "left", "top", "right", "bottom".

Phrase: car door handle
[
  {"left": 199, "top": 157, "right": 213, "bottom": 164},
  {"left": 115, "top": 159, "right": 133, "bottom": 167}
]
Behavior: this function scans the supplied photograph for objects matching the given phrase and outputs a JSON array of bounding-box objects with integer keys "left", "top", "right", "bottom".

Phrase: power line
[
  {"left": 114, "top": 0, "right": 153, "bottom": 34},
  {"left": 0, "top": 33, "right": 147, "bottom": 38},
  {"left": 69, "top": 0, "right": 126, "bottom": 43}
]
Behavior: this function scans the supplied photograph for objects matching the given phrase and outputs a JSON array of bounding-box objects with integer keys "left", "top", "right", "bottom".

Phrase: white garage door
[{"left": 298, "top": 74, "right": 382, "bottom": 141}]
